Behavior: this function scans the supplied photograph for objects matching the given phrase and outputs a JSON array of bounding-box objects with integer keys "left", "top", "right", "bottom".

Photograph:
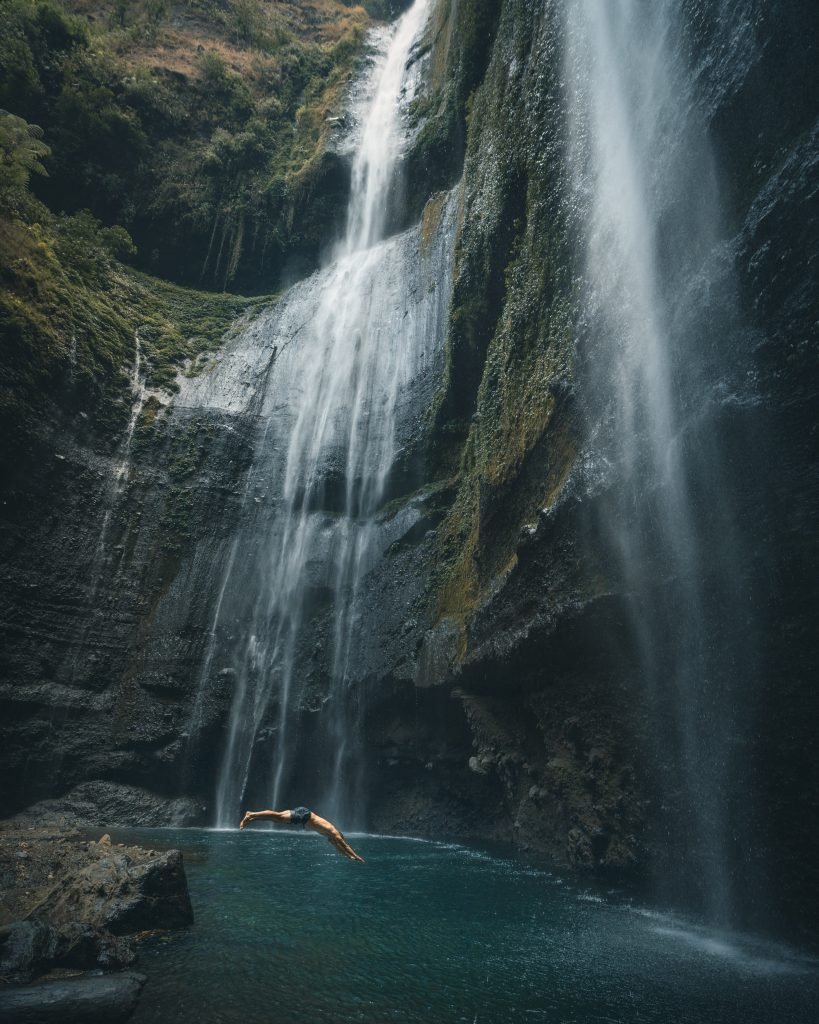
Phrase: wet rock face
[
  {"left": 0, "top": 825, "right": 192, "bottom": 985},
  {"left": 12, "top": 782, "right": 206, "bottom": 830},
  {"left": 365, "top": 0, "right": 818, "bottom": 941},
  {"left": 460, "top": 0, "right": 812, "bottom": 922},
  {"left": 0, "top": 402, "right": 253, "bottom": 817},
  {"left": 0, "top": 0, "right": 816, "bottom": 947},
  {"left": 458, "top": 687, "right": 641, "bottom": 870},
  {"left": 719, "top": 5, "right": 819, "bottom": 936}
]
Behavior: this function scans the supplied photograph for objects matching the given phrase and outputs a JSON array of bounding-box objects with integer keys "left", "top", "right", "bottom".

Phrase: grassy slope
[{"left": 0, "top": 189, "right": 266, "bottom": 456}]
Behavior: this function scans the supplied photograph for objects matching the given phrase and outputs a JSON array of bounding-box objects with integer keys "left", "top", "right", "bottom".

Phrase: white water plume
[
  {"left": 563, "top": 0, "right": 751, "bottom": 922},
  {"left": 179, "top": 0, "right": 452, "bottom": 827}
]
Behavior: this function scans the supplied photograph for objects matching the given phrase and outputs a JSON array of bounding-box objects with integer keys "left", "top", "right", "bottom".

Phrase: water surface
[{"left": 127, "top": 829, "right": 818, "bottom": 1023}]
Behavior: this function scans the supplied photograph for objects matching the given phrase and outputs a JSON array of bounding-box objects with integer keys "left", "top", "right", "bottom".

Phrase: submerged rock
[{"left": 0, "top": 971, "right": 146, "bottom": 1024}]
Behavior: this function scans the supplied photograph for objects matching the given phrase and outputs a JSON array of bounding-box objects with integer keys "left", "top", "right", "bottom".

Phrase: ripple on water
[
  {"left": 124, "top": 830, "right": 818, "bottom": 1024},
  {"left": 649, "top": 923, "right": 819, "bottom": 976}
]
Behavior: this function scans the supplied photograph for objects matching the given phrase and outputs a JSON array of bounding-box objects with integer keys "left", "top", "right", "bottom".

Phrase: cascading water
[
  {"left": 67, "top": 331, "right": 148, "bottom": 679},
  {"left": 115, "top": 331, "right": 149, "bottom": 483},
  {"left": 563, "top": 1, "right": 759, "bottom": 923},
  {"left": 179, "top": 0, "right": 456, "bottom": 828}
]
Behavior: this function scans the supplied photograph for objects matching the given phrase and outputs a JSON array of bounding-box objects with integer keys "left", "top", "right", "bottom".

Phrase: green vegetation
[
  {"left": 0, "top": 111, "right": 264, "bottom": 458},
  {"left": 0, "top": 109, "right": 50, "bottom": 192},
  {"left": 422, "top": 0, "right": 577, "bottom": 641},
  {"left": 0, "top": 0, "right": 376, "bottom": 460},
  {"left": 0, "top": 0, "right": 375, "bottom": 292}
]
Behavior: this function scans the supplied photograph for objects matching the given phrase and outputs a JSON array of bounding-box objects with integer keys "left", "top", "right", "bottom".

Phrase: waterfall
[
  {"left": 563, "top": 1, "right": 757, "bottom": 922},
  {"left": 66, "top": 331, "right": 148, "bottom": 683},
  {"left": 116, "top": 330, "right": 148, "bottom": 483},
  {"left": 180, "top": 0, "right": 455, "bottom": 828},
  {"left": 86, "top": 330, "right": 147, "bottom": 589}
]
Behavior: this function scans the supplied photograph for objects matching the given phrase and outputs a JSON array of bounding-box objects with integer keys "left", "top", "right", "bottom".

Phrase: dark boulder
[
  {"left": 0, "top": 971, "right": 146, "bottom": 1024},
  {"left": 0, "top": 825, "right": 192, "bottom": 984},
  {"left": 37, "top": 836, "right": 193, "bottom": 936},
  {"left": 0, "top": 920, "right": 135, "bottom": 982}
]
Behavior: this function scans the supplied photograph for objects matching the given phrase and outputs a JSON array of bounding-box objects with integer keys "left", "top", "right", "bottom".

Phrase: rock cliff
[{"left": 0, "top": 0, "right": 816, "bottom": 946}]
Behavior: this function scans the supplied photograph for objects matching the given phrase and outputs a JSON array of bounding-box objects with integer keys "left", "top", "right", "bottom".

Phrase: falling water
[
  {"left": 116, "top": 330, "right": 148, "bottom": 482},
  {"left": 179, "top": 0, "right": 454, "bottom": 828},
  {"left": 563, "top": 1, "right": 756, "bottom": 922},
  {"left": 90, "top": 332, "right": 147, "bottom": 570},
  {"left": 83, "top": 331, "right": 147, "bottom": 582},
  {"left": 67, "top": 331, "right": 148, "bottom": 681}
]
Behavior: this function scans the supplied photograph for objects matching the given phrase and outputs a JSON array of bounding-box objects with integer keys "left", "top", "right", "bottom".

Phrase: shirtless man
[{"left": 239, "top": 806, "right": 365, "bottom": 862}]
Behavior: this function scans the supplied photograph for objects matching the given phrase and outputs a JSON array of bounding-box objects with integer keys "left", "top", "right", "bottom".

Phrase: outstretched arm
[
  {"left": 308, "top": 813, "right": 365, "bottom": 862},
  {"left": 240, "top": 809, "right": 291, "bottom": 829},
  {"left": 328, "top": 831, "right": 365, "bottom": 863}
]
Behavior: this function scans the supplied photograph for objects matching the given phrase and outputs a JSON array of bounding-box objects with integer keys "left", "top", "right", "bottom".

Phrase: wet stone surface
[{"left": 0, "top": 822, "right": 192, "bottom": 985}]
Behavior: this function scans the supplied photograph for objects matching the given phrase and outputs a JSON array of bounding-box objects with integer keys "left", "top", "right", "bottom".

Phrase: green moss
[
  {"left": 157, "top": 414, "right": 226, "bottom": 552},
  {"left": 168, "top": 423, "right": 207, "bottom": 483},
  {"left": 159, "top": 484, "right": 194, "bottom": 551},
  {"left": 424, "top": 0, "right": 578, "bottom": 641},
  {"left": 0, "top": 202, "right": 131, "bottom": 430},
  {"left": 129, "top": 272, "right": 268, "bottom": 393},
  {"left": 0, "top": 185, "right": 266, "bottom": 466},
  {"left": 138, "top": 393, "right": 162, "bottom": 429},
  {"left": 401, "top": 0, "right": 502, "bottom": 222}
]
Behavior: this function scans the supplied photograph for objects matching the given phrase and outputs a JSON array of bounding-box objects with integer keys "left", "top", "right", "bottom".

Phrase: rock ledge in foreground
[
  {"left": 0, "top": 824, "right": 193, "bottom": 985},
  {"left": 0, "top": 970, "right": 146, "bottom": 1024}
]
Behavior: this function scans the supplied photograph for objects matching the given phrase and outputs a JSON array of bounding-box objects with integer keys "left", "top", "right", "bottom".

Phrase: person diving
[{"left": 239, "top": 806, "right": 365, "bottom": 862}]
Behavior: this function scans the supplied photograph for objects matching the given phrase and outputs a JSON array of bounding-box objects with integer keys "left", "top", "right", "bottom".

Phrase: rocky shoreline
[{"left": 0, "top": 816, "right": 193, "bottom": 1021}]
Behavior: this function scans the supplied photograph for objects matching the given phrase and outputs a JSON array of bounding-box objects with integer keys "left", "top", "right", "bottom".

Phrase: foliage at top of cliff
[
  {"left": 0, "top": 0, "right": 390, "bottom": 455},
  {"left": 0, "top": 0, "right": 384, "bottom": 292}
]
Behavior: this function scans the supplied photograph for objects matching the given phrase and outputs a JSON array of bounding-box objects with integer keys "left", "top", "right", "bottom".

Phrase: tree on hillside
[
  {"left": 231, "top": 0, "right": 265, "bottom": 47},
  {"left": 0, "top": 109, "right": 50, "bottom": 198}
]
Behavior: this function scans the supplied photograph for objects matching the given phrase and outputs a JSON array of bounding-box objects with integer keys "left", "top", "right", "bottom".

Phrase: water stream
[
  {"left": 179, "top": 0, "right": 449, "bottom": 828},
  {"left": 66, "top": 330, "right": 148, "bottom": 683},
  {"left": 563, "top": 1, "right": 759, "bottom": 922},
  {"left": 90, "top": 330, "right": 148, "bottom": 587}
]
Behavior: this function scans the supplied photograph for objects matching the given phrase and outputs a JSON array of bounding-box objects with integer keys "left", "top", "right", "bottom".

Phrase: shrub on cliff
[{"left": 0, "top": 109, "right": 50, "bottom": 199}]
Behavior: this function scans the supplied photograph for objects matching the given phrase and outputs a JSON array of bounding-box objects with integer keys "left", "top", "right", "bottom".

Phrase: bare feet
[{"left": 239, "top": 811, "right": 254, "bottom": 830}]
